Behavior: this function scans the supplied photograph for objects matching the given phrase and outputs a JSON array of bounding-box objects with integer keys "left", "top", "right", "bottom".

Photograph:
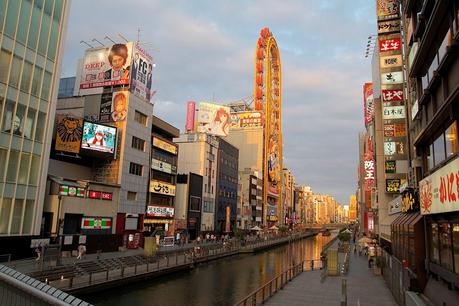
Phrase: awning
[{"left": 48, "top": 175, "right": 85, "bottom": 187}]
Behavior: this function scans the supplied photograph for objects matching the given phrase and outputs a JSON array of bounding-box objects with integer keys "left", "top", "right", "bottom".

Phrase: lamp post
[{"left": 56, "top": 195, "right": 63, "bottom": 265}]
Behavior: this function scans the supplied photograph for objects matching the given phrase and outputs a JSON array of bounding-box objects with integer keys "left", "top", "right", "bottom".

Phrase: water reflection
[{"left": 84, "top": 233, "right": 335, "bottom": 306}]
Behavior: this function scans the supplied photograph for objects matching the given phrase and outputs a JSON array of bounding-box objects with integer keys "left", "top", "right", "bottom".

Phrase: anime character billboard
[
  {"left": 197, "top": 102, "right": 230, "bottom": 137},
  {"left": 80, "top": 43, "right": 133, "bottom": 90},
  {"left": 81, "top": 121, "right": 116, "bottom": 154}
]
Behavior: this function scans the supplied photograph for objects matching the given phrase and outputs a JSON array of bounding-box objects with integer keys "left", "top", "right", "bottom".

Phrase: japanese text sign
[
  {"left": 383, "top": 106, "right": 406, "bottom": 119},
  {"left": 382, "top": 89, "right": 404, "bottom": 102},
  {"left": 381, "top": 71, "right": 403, "bottom": 85},
  {"left": 150, "top": 180, "right": 176, "bottom": 196},
  {"left": 379, "top": 38, "right": 401, "bottom": 53},
  {"left": 420, "top": 158, "right": 459, "bottom": 215},
  {"left": 378, "top": 19, "right": 401, "bottom": 34}
]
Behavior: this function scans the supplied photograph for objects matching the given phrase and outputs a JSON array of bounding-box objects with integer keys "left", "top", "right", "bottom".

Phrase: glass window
[
  {"left": 129, "top": 162, "right": 143, "bottom": 176},
  {"left": 6, "top": 150, "right": 19, "bottom": 182},
  {"left": 134, "top": 110, "right": 148, "bottom": 126},
  {"left": 132, "top": 136, "right": 145, "bottom": 151},
  {"left": 22, "top": 199, "right": 34, "bottom": 235},
  {"left": 0, "top": 198, "right": 12, "bottom": 234},
  {"left": 433, "top": 133, "right": 446, "bottom": 166},
  {"left": 28, "top": 154, "right": 40, "bottom": 185},
  {"left": 38, "top": 6, "right": 51, "bottom": 55},
  {"left": 430, "top": 223, "right": 440, "bottom": 263},
  {"left": 41, "top": 71, "right": 52, "bottom": 100},
  {"left": 2, "top": 99, "right": 15, "bottom": 133},
  {"left": 0, "top": 0, "right": 7, "bottom": 29},
  {"left": 0, "top": 147, "right": 7, "bottom": 182},
  {"left": 10, "top": 199, "right": 24, "bottom": 234},
  {"left": 47, "top": 18, "right": 59, "bottom": 61},
  {"left": 127, "top": 191, "right": 136, "bottom": 201},
  {"left": 0, "top": 49, "right": 12, "bottom": 84},
  {"left": 4, "top": 0, "right": 19, "bottom": 38},
  {"left": 14, "top": 103, "right": 26, "bottom": 137},
  {"left": 439, "top": 223, "right": 453, "bottom": 270},
  {"left": 453, "top": 224, "right": 459, "bottom": 274},
  {"left": 24, "top": 107, "right": 36, "bottom": 139},
  {"left": 27, "top": 0, "right": 43, "bottom": 50},
  {"left": 34, "top": 111, "right": 46, "bottom": 142},
  {"left": 21, "top": 61, "right": 33, "bottom": 93},
  {"left": 31, "top": 66, "right": 43, "bottom": 96},
  {"left": 445, "top": 121, "right": 458, "bottom": 157},
  {"left": 17, "top": 0, "right": 32, "bottom": 44},
  {"left": 9, "top": 55, "right": 23, "bottom": 88},
  {"left": 18, "top": 152, "right": 31, "bottom": 184}
]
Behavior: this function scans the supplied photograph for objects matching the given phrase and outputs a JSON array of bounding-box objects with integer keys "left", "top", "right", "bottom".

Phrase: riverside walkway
[{"left": 265, "top": 242, "right": 397, "bottom": 306}]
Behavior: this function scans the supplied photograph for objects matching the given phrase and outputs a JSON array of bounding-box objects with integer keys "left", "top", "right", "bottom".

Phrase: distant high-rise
[{"left": 0, "top": 0, "right": 70, "bottom": 244}]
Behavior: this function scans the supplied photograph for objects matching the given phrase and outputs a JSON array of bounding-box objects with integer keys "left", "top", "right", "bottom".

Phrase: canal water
[{"left": 83, "top": 233, "right": 335, "bottom": 306}]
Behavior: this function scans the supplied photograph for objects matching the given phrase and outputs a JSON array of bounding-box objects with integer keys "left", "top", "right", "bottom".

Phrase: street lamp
[{"left": 365, "top": 35, "right": 377, "bottom": 58}]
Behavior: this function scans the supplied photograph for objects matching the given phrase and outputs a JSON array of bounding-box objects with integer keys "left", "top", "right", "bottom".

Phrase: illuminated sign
[
  {"left": 81, "top": 121, "right": 117, "bottom": 155},
  {"left": 380, "top": 55, "right": 402, "bottom": 68},
  {"left": 150, "top": 180, "right": 176, "bottom": 196},
  {"left": 81, "top": 217, "right": 112, "bottom": 230},
  {"left": 59, "top": 185, "right": 85, "bottom": 197},
  {"left": 420, "top": 158, "right": 459, "bottom": 215},
  {"left": 385, "top": 161, "right": 396, "bottom": 173},
  {"left": 384, "top": 141, "right": 405, "bottom": 155},
  {"left": 382, "top": 89, "right": 404, "bottom": 102},
  {"left": 386, "top": 179, "right": 406, "bottom": 193},
  {"left": 378, "top": 19, "right": 401, "bottom": 34},
  {"left": 381, "top": 71, "right": 403, "bottom": 85},
  {"left": 146, "top": 205, "right": 174, "bottom": 218},
  {"left": 153, "top": 137, "right": 177, "bottom": 155},
  {"left": 89, "top": 190, "right": 102, "bottom": 199},
  {"left": 384, "top": 123, "right": 406, "bottom": 138},
  {"left": 379, "top": 37, "right": 401, "bottom": 53},
  {"left": 229, "top": 112, "right": 264, "bottom": 129},
  {"left": 101, "top": 192, "right": 113, "bottom": 200},
  {"left": 383, "top": 106, "right": 405, "bottom": 119},
  {"left": 401, "top": 189, "right": 419, "bottom": 213},
  {"left": 363, "top": 83, "right": 374, "bottom": 127}
]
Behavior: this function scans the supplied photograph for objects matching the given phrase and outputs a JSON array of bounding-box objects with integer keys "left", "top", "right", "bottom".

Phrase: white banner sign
[
  {"left": 381, "top": 71, "right": 403, "bottom": 85},
  {"left": 383, "top": 106, "right": 406, "bottom": 119},
  {"left": 151, "top": 159, "right": 176, "bottom": 174},
  {"left": 147, "top": 205, "right": 175, "bottom": 218},
  {"left": 380, "top": 55, "right": 402, "bottom": 68}
]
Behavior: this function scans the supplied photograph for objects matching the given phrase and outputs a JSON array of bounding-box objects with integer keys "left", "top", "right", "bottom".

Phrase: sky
[{"left": 61, "top": 0, "right": 377, "bottom": 205}]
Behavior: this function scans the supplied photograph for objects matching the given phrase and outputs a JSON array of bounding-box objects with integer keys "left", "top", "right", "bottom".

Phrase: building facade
[
  {"left": 215, "top": 137, "right": 238, "bottom": 234},
  {"left": 0, "top": 0, "right": 70, "bottom": 257},
  {"left": 145, "top": 116, "right": 179, "bottom": 236}
]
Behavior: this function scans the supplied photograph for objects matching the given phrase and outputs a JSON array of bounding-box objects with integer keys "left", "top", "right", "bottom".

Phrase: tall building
[
  {"left": 349, "top": 194, "right": 357, "bottom": 223},
  {"left": 175, "top": 133, "right": 219, "bottom": 232},
  {"left": 146, "top": 116, "right": 180, "bottom": 236},
  {"left": 0, "top": 0, "right": 70, "bottom": 256},
  {"left": 215, "top": 137, "right": 238, "bottom": 233}
]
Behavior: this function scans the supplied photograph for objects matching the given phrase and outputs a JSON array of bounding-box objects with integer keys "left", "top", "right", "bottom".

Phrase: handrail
[{"left": 234, "top": 259, "right": 322, "bottom": 306}]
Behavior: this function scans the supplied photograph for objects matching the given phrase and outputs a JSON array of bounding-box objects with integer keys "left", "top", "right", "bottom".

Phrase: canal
[{"left": 83, "top": 233, "right": 335, "bottom": 306}]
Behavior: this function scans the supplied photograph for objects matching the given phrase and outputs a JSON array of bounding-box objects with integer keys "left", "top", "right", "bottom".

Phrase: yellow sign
[
  {"left": 150, "top": 180, "right": 176, "bottom": 196},
  {"left": 55, "top": 115, "right": 83, "bottom": 153},
  {"left": 153, "top": 137, "right": 177, "bottom": 155}
]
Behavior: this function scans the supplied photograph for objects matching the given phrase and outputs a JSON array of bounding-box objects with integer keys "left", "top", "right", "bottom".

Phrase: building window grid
[
  {"left": 0, "top": 0, "right": 66, "bottom": 235},
  {"left": 129, "top": 162, "right": 143, "bottom": 176},
  {"left": 134, "top": 110, "right": 148, "bottom": 126},
  {"left": 131, "top": 136, "right": 145, "bottom": 151}
]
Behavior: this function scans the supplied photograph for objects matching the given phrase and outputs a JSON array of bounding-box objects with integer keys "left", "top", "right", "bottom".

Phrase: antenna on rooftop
[
  {"left": 104, "top": 36, "right": 117, "bottom": 44},
  {"left": 91, "top": 38, "right": 104, "bottom": 47},
  {"left": 118, "top": 33, "right": 129, "bottom": 43},
  {"left": 80, "top": 40, "right": 94, "bottom": 48}
]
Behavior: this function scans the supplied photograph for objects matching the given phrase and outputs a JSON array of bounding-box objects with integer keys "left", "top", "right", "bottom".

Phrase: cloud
[{"left": 61, "top": 0, "right": 376, "bottom": 205}]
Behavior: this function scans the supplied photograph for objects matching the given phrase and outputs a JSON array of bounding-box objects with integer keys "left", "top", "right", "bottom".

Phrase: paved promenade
[{"left": 265, "top": 244, "right": 397, "bottom": 306}]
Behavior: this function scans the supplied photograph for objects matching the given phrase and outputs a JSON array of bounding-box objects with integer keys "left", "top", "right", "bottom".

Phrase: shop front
[
  {"left": 419, "top": 157, "right": 459, "bottom": 293},
  {"left": 144, "top": 205, "right": 175, "bottom": 237}
]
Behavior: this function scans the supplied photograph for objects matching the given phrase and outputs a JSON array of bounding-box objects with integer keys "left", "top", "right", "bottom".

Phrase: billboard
[
  {"left": 384, "top": 141, "right": 405, "bottom": 155},
  {"left": 379, "top": 37, "right": 401, "bottom": 53},
  {"left": 420, "top": 158, "right": 459, "bottom": 215},
  {"left": 153, "top": 137, "right": 177, "bottom": 155},
  {"left": 380, "top": 55, "right": 402, "bottom": 68},
  {"left": 150, "top": 180, "right": 176, "bottom": 196},
  {"left": 384, "top": 123, "right": 406, "bottom": 137},
  {"left": 151, "top": 158, "right": 176, "bottom": 174},
  {"left": 130, "top": 43, "right": 154, "bottom": 100},
  {"left": 382, "top": 89, "right": 403, "bottom": 102},
  {"left": 381, "top": 71, "right": 403, "bottom": 85},
  {"left": 385, "top": 160, "right": 396, "bottom": 173},
  {"left": 197, "top": 102, "right": 230, "bottom": 137},
  {"left": 363, "top": 83, "right": 374, "bottom": 126},
  {"left": 80, "top": 43, "right": 133, "bottom": 90},
  {"left": 378, "top": 19, "right": 400, "bottom": 34},
  {"left": 386, "top": 178, "right": 406, "bottom": 193},
  {"left": 185, "top": 101, "right": 196, "bottom": 132},
  {"left": 383, "top": 105, "right": 405, "bottom": 119},
  {"left": 99, "top": 93, "right": 113, "bottom": 123},
  {"left": 111, "top": 91, "right": 129, "bottom": 122},
  {"left": 147, "top": 205, "right": 174, "bottom": 218},
  {"left": 229, "top": 111, "right": 264, "bottom": 129},
  {"left": 377, "top": 0, "right": 399, "bottom": 20},
  {"left": 55, "top": 115, "right": 83, "bottom": 153},
  {"left": 81, "top": 121, "right": 117, "bottom": 154}
]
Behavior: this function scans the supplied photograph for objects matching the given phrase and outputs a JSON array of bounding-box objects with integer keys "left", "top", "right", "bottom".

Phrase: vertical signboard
[
  {"left": 185, "top": 101, "right": 196, "bottom": 132},
  {"left": 130, "top": 43, "right": 154, "bottom": 101},
  {"left": 363, "top": 83, "right": 374, "bottom": 127}
]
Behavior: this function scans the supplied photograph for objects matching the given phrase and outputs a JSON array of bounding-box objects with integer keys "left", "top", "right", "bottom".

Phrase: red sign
[
  {"left": 384, "top": 123, "right": 406, "bottom": 137},
  {"left": 363, "top": 83, "right": 374, "bottom": 127},
  {"left": 382, "top": 89, "right": 403, "bottom": 102},
  {"left": 379, "top": 38, "right": 401, "bottom": 53},
  {"left": 89, "top": 190, "right": 102, "bottom": 199},
  {"left": 101, "top": 192, "right": 113, "bottom": 200}
]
